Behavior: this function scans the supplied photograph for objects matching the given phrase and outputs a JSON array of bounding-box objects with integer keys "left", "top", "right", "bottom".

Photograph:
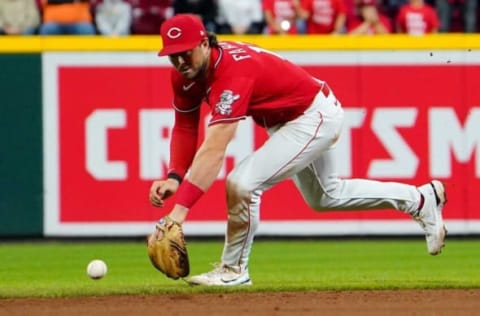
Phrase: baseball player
[{"left": 149, "top": 14, "right": 447, "bottom": 286}]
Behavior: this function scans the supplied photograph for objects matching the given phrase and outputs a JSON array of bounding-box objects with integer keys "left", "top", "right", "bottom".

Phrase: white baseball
[{"left": 87, "top": 259, "right": 108, "bottom": 279}]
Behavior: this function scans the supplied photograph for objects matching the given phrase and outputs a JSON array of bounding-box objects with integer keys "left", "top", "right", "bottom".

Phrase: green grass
[{"left": 0, "top": 238, "right": 479, "bottom": 298}]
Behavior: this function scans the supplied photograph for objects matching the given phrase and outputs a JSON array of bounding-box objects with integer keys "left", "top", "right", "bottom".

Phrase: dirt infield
[{"left": 1, "top": 289, "right": 479, "bottom": 316}]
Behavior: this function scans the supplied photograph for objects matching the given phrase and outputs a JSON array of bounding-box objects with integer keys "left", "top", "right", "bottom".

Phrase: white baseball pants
[{"left": 221, "top": 84, "right": 421, "bottom": 271}]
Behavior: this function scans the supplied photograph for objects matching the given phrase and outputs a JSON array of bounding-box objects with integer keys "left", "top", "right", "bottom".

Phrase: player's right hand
[{"left": 149, "top": 179, "right": 180, "bottom": 207}]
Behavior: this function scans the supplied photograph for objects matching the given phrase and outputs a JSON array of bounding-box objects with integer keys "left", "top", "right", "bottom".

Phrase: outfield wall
[{"left": 0, "top": 35, "right": 479, "bottom": 237}]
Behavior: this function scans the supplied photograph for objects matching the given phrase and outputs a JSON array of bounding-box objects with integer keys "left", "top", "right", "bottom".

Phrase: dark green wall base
[{"left": 0, "top": 54, "right": 42, "bottom": 236}]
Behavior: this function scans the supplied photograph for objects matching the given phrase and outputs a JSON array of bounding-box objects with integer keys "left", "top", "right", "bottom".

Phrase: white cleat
[
  {"left": 188, "top": 264, "right": 252, "bottom": 286},
  {"left": 415, "top": 180, "right": 448, "bottom": 255}
]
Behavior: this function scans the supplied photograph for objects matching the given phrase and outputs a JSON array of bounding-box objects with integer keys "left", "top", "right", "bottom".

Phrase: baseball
[{"left": 86, "top": 259, "right": 107, "bottom": 280}]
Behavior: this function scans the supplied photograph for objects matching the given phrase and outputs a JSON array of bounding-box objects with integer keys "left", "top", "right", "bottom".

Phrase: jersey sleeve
[
  {"left": 207, "top": 76, "right": 254, "bottom": 126},
  {"left": 168, "top": 101, "right": 201, "bottom": 179},
  {"left": 168, "top": 70, "right": 203, "bottom": 178}
]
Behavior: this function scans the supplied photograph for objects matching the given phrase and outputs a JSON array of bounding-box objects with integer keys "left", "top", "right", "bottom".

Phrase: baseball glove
[{"left": 146, "top": 216, "right": 190, "bottom": 279}]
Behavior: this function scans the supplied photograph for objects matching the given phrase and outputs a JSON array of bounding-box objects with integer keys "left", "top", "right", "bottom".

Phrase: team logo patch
[
  {"left": 215, "top": 90, "right": 240, "bottom": 116},
  {"left": 167, "top": 27, "right": 182, "bottom": 39}
]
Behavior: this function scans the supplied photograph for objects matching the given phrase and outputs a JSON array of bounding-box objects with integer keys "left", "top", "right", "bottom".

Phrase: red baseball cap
[{"left": 158, "top": 14, "right": 207, "bottom": 56}]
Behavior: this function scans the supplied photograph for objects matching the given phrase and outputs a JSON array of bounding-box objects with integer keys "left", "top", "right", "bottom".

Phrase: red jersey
[
  {"left": 396, "top": 4, "right": 439, "bottom": 35},
  {"left": 302, "top": 0, "right": 346, "bottom": 34},
  {"left": 263, "top": 0, "right": 299, "bottom": 34},
  {"left": 168, "top": 41, "right": 321, "bottom": 177},
  {"left": 171, "top": 41, "right": 322, "bottom": 128}
]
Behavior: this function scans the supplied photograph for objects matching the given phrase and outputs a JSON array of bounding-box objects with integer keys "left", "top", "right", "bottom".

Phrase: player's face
[{"left": 169, "top": 40, "right": 210, "bottom": 79}]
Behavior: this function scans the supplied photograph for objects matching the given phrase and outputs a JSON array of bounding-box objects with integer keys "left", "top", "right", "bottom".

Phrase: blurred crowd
[{"left": 0, "top": 0, "right": 478, "bottom": 37}]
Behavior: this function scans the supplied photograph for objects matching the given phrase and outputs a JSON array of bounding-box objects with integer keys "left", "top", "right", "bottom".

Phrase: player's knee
[
  {"left": 305, "top": 181, "right": 343, "bottom": 211},
  {"left": 303, "top": 196, "right": 316, "bottom": 210},
  {"left": 226, "top": 172, "right": 249, "bottom": 198},
  {"left": 307, "top": 198, "right": 340, "bottom": 211},
  {"left": 226, "top": 173, "right": 258, "bottom": 217},
  {"left": 304, "top": 196, "right": 327, "bottom": 211}
]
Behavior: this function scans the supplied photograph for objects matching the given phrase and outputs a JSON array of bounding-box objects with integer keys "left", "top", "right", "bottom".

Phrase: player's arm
[
  {"left": 187, "top": 122, "right": 238, "bottom": 190},
  {"left": 149, "top": 108, "right": 200, "bottom": 207},
  {"left": 167, "top": 121, "right": 239, "bottom": 223},
  {"left": 149, "top": 70, "right": 203, "bottom": 205}
]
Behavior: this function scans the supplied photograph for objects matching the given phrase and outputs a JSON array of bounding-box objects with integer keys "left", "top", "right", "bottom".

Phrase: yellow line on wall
[{"left": 0, "top": 34, "right": 479, "bottom": 53}]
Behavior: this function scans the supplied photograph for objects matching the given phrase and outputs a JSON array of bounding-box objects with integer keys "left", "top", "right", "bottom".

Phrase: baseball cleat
[
  {"left": 415, "top": 180, "right": 447, "bottom": 255},
  {"left": 188, "top": 264, "right": 252, "bottom": 286}
]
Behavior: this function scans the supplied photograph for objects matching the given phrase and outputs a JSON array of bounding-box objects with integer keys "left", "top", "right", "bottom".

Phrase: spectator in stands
[
  {"left": 297, "top": 0, "right": 347, "bottom": 34},
  {"left": 173, "top": 0, "right": 218, "bottom": 32},
  {"left": 347, "top": 0, "right": 392, "bottom": 34},
  {"left": 396, "top": 0, "right": 439, "bottom": 34},
  {"left": 0, "top": 0, "right": 41, "bottom": 35},
  {"left": 39, "top": 0, "right": 96, "bottom": 35},
  {"left": 95, "top": 0, "right": 132, "bottom": 36},
  {"left": 263, "top": 0, "right": 305, "bottom": 34},
  {"left": 436, "top": 0, "right": 477, "bottom": 32},
  {"left": 130, "top": 0, "right": 172, "bottom": 34},
  {"left": 217, "top": 0, "right": 264, "bottom": 34}
]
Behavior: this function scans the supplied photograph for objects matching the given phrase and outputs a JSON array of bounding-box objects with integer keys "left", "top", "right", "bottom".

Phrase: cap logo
[{"left": 167, "top": 27, "right": 182, "bottom": 39}]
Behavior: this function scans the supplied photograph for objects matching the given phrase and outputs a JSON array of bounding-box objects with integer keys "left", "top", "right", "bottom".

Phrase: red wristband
[{"left": 176, "top": 180, "right": 204, "bottom": 209}]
